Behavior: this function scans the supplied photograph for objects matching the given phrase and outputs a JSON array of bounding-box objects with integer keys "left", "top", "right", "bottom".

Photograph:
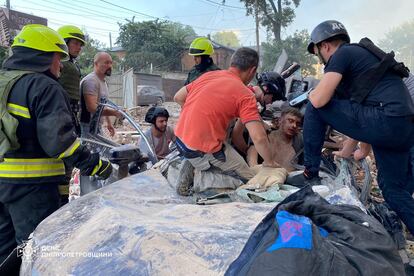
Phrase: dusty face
[
  {"left": 67, "top": 39, "right": 83, "bottom": 58},
  {"left": 50, "top": 53, "right": 63, "bottom": 78},
  {"left": 154, "top": 116, "right": 168, "bottom": 133},
  {"left": 280, "top": 113, "right": 302, "bottom": 138},
  {"left": 96, "top": 54, "right": 113, "bottom": 76}
]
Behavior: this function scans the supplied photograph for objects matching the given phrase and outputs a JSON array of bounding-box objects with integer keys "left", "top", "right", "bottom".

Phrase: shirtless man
[{"left": 247, "top": 106, "right": 303, "bottom": 171}]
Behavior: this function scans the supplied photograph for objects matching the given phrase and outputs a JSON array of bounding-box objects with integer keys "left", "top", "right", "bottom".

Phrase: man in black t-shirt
[{"left": 302, "top": 20, "right": 414, "bottom": 235}]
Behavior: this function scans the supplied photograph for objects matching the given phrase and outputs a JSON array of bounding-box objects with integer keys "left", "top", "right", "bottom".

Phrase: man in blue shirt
[{"left": 302, "top": 20, "right": 414, "bottom": 235}]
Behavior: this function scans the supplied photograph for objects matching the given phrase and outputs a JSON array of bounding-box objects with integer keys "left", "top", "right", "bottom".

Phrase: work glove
[
  {"left": 239, "top": 165, "right": 288, "bottom": 191},
  {"left": 91, "top": 159, "right": 113, "bottom": 180}
]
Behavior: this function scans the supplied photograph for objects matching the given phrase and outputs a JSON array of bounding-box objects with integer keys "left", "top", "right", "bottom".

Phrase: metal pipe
[{"left": 99, "top": 101, "right": 157, "bottom": 162}]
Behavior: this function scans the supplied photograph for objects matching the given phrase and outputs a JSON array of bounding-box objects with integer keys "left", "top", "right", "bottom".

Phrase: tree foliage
[
  {"left": 117, "top": 20, "right": 196, "bottom": 72},
  {"left": 261, "top": 29, "right": 317, "bottom": 75},
  {"left": 0, "top": 46, "right": 9, "bottom": 66},
  {"left": 212, "top": 31, "right": 240, "bottom": 48},
  {"left": 230, "top": 0, "right": 300, "bottom": 41},
  {"left": 77, "top": 35, "right": 102, "bottom": 75},
  {"left": 378, "top": 20, "right": 414, "bottom": 70}
]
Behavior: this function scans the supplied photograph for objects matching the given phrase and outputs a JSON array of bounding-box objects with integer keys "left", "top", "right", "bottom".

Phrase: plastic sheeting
[
  {"left": 20, "top": 169, "right": 275, "bottom": 276},
  {"left": 21, "top": 160, "right": 367, "bottom": 275}
]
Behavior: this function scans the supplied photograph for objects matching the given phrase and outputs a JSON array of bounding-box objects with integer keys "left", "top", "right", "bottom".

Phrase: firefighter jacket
[{"left": 0, "top": 71, "right": 101, "bottom": 185}]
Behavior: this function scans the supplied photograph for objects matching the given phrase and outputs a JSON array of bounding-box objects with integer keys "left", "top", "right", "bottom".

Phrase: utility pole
[
  {"left": 109, "top": 32, "right": 112, "bottom": 49},
  {"left": 255, "top": 0, "right": 260, "bottom": 62}
]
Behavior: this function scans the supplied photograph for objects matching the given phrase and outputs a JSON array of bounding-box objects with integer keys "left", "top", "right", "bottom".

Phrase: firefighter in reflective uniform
[
  {"left": 57, "top": 25, "right": 85, "bottom": 205},
  {"left": 185, "top": 37, "right": 220, "bottom": 85},
  {"left": 0, "top": 24, "right": 112, "bottom": 273}
]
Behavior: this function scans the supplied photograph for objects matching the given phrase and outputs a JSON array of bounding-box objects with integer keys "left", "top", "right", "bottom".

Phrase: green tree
[
  {"left": 227, "top": 0, "right": 300, "bottom": 41},
  {"left": 378, "top": 20, "right": 414, "bottom": 70},
  {"left": 0, "top": 46, "right": 9, "bottom": 66},
  {"left": 117, "top": 20, "right": 196, "bottom": 72},
  {"left": 77, "top": 36, "right": 101, "bottom": 75},
  {"left": 262, "top": 29, "right": 317, "bottom": 75},
  {"left": 212, "top": 31, "right": 240, "bottom": 48}
]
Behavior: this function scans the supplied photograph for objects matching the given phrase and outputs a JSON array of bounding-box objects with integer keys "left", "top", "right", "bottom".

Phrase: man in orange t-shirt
[{"left": 174, "top": 47, "right": 278, "bottom": 186}]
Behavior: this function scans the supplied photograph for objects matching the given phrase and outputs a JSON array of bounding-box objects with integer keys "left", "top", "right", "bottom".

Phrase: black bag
[
  {"left": 226, "top": 186, "right": 404, "bottom": 276},
  {"left": 349, "top": 38, "right": 410, "bottom": 104}
]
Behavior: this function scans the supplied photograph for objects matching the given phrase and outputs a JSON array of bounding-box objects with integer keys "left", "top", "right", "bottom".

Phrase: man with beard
[
  {"left": 247, "top": 106, "right": 303, "bottom": 171},
  {"left": 80, "top": 52, "right": 122, "bottom": 137},
  {"left": 141, "top": 107, "right": 175, "bottom": 161}
]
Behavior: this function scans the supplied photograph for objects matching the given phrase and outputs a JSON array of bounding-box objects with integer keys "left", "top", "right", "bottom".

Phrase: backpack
[
  {"left": 349, "top": 38, "right": 410, "bottom": 103},
  {"left": 0, "top": 70, "right": 35, "bottom": 161}
]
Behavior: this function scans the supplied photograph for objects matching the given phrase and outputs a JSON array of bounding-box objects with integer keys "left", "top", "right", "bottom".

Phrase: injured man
[
  {"left": 172, "top": 105, "right": 299, "bottom": 197},
  {"left": 247, "top": 106, "right": 303, "bottom": 172}
]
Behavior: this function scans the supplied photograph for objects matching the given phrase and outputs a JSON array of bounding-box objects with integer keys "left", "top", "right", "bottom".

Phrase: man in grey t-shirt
[{"left": 80, "top": 52, "right": 122, "bottom": 137}]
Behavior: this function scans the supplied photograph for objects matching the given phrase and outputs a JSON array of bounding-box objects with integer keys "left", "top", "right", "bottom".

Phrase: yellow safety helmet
[
  {"left": 189, "top": 37, "right": 214, "bottom": 56},
  {"left": 57, "top": 25, "right": 86, "bottom": 45},
  {"left": 12, "top": 24, "right": 69, "bottom": 60}
]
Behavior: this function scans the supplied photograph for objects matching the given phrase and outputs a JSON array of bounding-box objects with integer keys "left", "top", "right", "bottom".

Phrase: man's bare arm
[
  {"left": 308, "top": 72, "right": 342, "bottom": 108},
  {"left": 84, "top": 94, "right": 121, "bottom": 117},
  {"left": 245, "top": 121, "right": 278, "bottom": 167},
  {"left": 174, "top": 86, "right": 188, "bottom": 107},
  {"left": 231, "top": 119, "right": 249, "bottom": 154},
  {"left": 246, "top": 145, "right": 259, "bottom": 167}
]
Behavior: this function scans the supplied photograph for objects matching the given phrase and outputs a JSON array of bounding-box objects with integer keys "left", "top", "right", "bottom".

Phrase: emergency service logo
[
  {"left": 17, "top": 239, "right": 114, "bottom": 262},
  {"left": 17, "top": 240, "right": 39, "bottom": 262}
]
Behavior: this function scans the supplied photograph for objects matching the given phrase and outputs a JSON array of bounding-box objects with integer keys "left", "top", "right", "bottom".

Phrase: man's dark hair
[
  {"left": 281, "top": 106, "right": 303, "bottom": 121},
  {"left": 230, "top": 47, "right": 259, "bottom": 71}
]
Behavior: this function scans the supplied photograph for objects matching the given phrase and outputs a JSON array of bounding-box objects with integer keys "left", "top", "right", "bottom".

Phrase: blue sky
[{"left": 5, "top": 0, "right": 414, "bottom": 47}]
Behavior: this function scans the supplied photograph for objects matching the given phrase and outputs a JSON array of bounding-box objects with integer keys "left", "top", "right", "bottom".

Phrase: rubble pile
[{"left": 109, "top": 102, "right": 181, "bottom": 145}]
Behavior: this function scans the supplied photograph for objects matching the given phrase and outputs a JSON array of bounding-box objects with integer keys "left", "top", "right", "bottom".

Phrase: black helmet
[
  {"left": 257, "top": 71, "right": 286, "bottom": 102},
  {"left": 307, "top": 20, "right": 350, "bottom": 54},
  {"left": 145, "top": 107, "right": 170, "bottom": 124}
]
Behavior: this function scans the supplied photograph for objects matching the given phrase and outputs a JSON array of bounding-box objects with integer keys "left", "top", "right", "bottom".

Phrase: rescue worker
[
  {"left": 57, "top": 25, "right": 85, "bottom": 205},
  {"left": 0, "top": 24, "right": 112, "bottom": 273},
  {"left": 140, "top": 107, "right": 175, "bottom": 161},
  {"left": 57, "top": 25, "right": 85, "bottom": 134},
  {"left": 231, "top": 71, "right": 287, "bottom": 157},
  {"left": 185, "top": 37, "right": 220, "bottom": 85},
  {"left": 302, "top": 20, "right": 414, "bottom": 234},
  {"left": 174, "top": 47, "right": 279, "bottom": 191}
]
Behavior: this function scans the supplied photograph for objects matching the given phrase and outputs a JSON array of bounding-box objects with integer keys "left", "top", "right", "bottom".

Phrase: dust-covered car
[{"left": 137, "top": 85, "right": 165, "bottom": 106}]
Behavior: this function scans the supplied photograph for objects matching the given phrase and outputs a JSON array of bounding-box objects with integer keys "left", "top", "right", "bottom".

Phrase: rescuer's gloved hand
[{"left": 92, "top": 159, "right": 113, "bottom": 180}]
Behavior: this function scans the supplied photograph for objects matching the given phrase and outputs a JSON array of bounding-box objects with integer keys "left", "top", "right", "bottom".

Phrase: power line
[
  {"left": 42, "top": 0, "right": 127, "bottom": 21},
  {"left": 14, "top": 3, "right": 121, "bottom": 26},
  {"left": 99, "top": 0, "right": 158, "bottom": 19},
  {"left": 97, "top": 0, "right": 247, "bottom": 31},
  {"left": 200, "top": 0, "right": 246, "bottom": 10}
]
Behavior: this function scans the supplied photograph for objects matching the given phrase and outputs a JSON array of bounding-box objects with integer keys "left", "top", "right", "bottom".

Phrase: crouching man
[{"left": 174, "top": 47, "right": 279, "bottom": 195}]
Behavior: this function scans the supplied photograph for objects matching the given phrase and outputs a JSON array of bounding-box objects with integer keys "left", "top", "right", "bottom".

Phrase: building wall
[{"left": 162, "top": 78, "right": 185, "bottom": 102}]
